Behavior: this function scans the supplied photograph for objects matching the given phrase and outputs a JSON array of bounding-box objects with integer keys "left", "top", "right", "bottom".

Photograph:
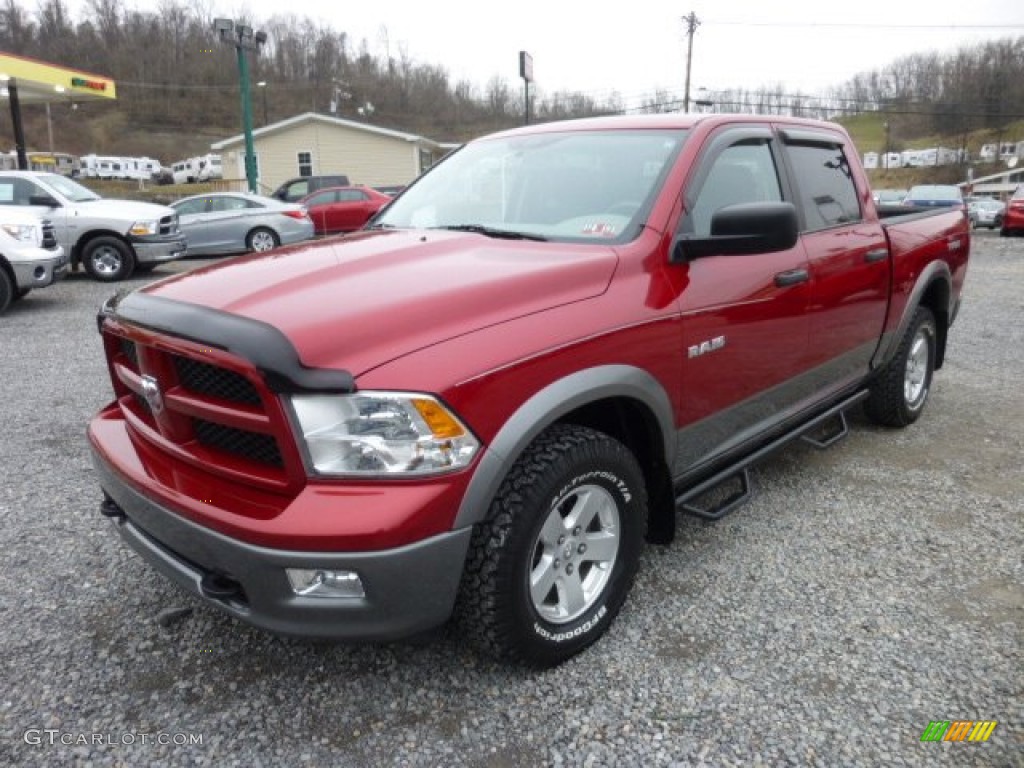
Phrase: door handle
[
  {"left": 774, "top": 268, "right": 809, "bottom": 287},
  {"left": 864, "top": 248, "right": 888, "bottom": 263}
]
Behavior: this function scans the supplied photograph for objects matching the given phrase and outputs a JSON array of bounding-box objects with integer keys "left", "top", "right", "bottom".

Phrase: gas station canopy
[
  {"left": 0, "top": 51, "right": 116, "bottom": 169},
  {"left": 0, "top": 51, "right": 116, "bottom": 103}
]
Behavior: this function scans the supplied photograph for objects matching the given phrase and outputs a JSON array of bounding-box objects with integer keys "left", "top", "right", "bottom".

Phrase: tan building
[{"left": 211, "top": 112, "right": 453, "bottom": 193}]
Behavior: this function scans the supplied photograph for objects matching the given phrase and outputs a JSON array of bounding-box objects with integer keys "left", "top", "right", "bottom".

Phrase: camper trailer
[
  {"left": 196, "top": 154, "right": 222, "bottom": 182},
  {"left": 171, "top": 158, "right": 198, "bottom": 184}
]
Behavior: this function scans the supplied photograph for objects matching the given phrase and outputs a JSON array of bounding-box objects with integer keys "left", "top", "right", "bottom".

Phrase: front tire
[
  {"left": 81, "top": 236, "right": 135, "bottom": 282},
  {"left": 457, "top": 424, "right": 646, "bottom": 667},
  {"left": 0, "top": 269, "right": 13, "bottom": 314},
  {"left": 865, "top": 307, "right": 937, "bottom": 427}
]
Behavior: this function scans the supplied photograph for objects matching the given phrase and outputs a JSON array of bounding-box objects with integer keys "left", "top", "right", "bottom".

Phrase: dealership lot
[{"left": 1, "top": 236, "right": 1020, "bottom": 766}]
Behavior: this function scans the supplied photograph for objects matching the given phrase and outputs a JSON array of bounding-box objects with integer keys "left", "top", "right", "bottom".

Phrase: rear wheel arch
[
  {"left": 918, "top": 277, "right": 951, "bottom": 370},
  {"left": 874, "top": 262, "right": 952, "bottom": 372}
]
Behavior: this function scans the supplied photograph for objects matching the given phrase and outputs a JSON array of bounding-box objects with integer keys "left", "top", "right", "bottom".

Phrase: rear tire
[
  {"left": 456, "top": 424, "right": 646, "bottom": 667},
  {"left": 82, "top": 236, "right": 135, "bottom": 282},
  {"left": 865, "top": 307, "right": 936, "bottom": 427},
  {"left": 246, "top": 228, "right": 279, "bottom": 253}
]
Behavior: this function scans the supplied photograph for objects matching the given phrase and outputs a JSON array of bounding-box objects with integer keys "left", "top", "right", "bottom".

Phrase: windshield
[
  {"left": 42, "top": 174, "right": 102, "bottom": 202},
  {"left": 375, "top": 129, "right": 687, "bottom": 243}
]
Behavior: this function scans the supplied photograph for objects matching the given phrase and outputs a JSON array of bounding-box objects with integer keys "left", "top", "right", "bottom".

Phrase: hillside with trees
[{"left": 0, "top": 0, "right": 1022, "bottom": 165}]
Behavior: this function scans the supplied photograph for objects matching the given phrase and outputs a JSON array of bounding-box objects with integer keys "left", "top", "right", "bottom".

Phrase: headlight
[
  {"left": 128, "top": 220, "right": 159, "bottom": 236},
  {"left": 290, "top": 392, "right": 480, "bottom": 476},
  {"left": 2, "top": 223, "right": 40, "bottom": 244}
]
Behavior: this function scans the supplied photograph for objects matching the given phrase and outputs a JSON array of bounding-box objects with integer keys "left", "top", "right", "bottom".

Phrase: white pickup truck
[
  {"left": 0, "top": 171, "right": 187, "bottom": 282},
  {"left": 0, "top": 207, "right": 67, "bottom": 314}
]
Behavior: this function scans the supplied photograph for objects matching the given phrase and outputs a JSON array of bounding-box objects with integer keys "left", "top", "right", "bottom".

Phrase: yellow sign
[{"left": 0, "top": 52, "right": 116, "bottom": 101}]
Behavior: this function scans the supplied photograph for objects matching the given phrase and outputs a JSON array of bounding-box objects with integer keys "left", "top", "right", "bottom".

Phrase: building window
[
  {"left": 419, "top": 148, "right": 435, "bottom": 173},
  {"left": 298, "top": 151, "right": 313, "bottom": 177}
]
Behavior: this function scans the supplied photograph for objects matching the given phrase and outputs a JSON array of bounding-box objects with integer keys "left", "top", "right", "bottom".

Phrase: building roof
[{"left": 211, "top": 112, "right": 446, "bottom": 151}]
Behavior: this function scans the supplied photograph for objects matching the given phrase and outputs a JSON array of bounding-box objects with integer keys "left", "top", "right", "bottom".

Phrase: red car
[
  {"left": 1000, "top": 185, "right": 1024, "bottom": 236},
  {"left": 300, "top": 185, "right": 391, "bottom": 235}
]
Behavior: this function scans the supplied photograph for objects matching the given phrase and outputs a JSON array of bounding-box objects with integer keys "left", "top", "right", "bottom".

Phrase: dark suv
[{"left": 271, "top": 175, "right": 351, "bottom": 202}]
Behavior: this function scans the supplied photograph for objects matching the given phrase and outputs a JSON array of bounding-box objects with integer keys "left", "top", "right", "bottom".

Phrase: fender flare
[
  {"left": 453, "top": 364, "right": 675, "bottom": 529},
  {"left": 872, "top": 260, "right": 951, "bottom": 370}
]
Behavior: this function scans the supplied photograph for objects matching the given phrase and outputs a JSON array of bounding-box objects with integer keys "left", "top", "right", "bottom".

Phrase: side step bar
[{"left": 676, "top": 390, "right": 869, "bottom": 521}]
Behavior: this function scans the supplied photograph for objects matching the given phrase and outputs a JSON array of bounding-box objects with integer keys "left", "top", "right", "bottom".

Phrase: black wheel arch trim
[
  {"left": 453, "top": 365, "right": 675, "bottom": 529},
  {"left": 872, "top": 260, "right": 952, "bottom": 370},
  {"left": 99, "top": 291, "right": 356, "bottom": 394}
]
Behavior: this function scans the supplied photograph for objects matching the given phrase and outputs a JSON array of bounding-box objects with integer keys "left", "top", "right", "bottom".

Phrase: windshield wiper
[{"left": 438, "top": 224, "right": 548, "bottom": 242}]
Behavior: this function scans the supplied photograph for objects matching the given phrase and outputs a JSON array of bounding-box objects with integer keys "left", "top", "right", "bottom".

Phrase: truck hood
[
  {"left": 73, "top": 198, "right": 176, "bottom": 221},
  {"left": 139, "top": 229, "right": 618, "bottom": 375},
  {"left": 25, "top": 198, "right": 174, "bottom": 227}
]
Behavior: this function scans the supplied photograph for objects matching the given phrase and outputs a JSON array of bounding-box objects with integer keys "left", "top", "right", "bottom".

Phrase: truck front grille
[
  {"left": 105, "top": 326, "right": 300, "bottom": 492},
  {"left": 159, "top": 214, "right": 178, "bottom": 235},
  {"left": 194, "top": 419, "right": 283, "bottom": 467},
  {"left": 174, "top": 356, "right": 261, "bottom": 406},
  {"left": 41, "top": 219, "right": 58, "bottom": 250}
]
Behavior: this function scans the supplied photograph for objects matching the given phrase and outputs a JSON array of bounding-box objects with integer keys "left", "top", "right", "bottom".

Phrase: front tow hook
[
  {"left": 100, "top": 496, "right": 126, "bottom": 519},
  {"left": 200, "top": 573, "right": 243, "bottom": 601}
]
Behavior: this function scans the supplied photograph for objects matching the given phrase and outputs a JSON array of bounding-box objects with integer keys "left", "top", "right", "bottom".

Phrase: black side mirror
[
  {"left": 672, "top": 202, "right": 799, "bottom": 262},
  {"left": 29, "top": 194, "right": 60, "bottom": 208}
]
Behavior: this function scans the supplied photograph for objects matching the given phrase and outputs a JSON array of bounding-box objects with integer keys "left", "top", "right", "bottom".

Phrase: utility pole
[{"left": 682, "top": 12, "right": 700, "bottom": 113}]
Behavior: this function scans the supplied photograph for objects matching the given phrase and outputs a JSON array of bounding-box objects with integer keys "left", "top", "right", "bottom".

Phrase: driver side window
[{"left": 690, "top": 142, "right": 782, "bottom": 236}]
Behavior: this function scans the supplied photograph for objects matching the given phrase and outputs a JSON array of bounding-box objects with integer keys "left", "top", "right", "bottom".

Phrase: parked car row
[{"left": 0, "top": 171, "right": 402, "bottom": 314}]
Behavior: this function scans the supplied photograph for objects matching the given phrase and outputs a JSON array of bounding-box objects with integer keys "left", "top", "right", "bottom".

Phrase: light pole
[
  {"left": 214, "top": 18, "right": 267, "bottom": 193},
  {"left": 256, "top": 80, "right": 268, "bottom": 126}
]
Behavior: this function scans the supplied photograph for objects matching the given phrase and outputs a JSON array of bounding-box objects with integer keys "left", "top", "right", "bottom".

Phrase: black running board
[{"left": 676, "top": 390, "right": 868, "bottom": 521}]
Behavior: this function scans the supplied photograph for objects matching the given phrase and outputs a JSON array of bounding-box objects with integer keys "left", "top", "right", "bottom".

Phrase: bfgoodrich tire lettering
[
  {"left": 865, "top": 306, "right": 936, "bottom": 427},
  {"left": 456, "top": 424, "right": 646, "bottom": 667}
]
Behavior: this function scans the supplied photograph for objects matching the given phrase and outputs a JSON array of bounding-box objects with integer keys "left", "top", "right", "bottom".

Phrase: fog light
[{"left": 286, "top": 568, "right": 365, "bottom": 598}]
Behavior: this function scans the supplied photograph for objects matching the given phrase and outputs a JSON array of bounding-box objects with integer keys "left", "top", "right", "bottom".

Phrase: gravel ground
[{"left": 0, "top": 233, "right": 1020, "bottom": 767}]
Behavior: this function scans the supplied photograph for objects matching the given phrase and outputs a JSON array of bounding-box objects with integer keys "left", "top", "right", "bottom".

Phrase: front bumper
[
  {"left": 90, "top": 443, "right": 472, "bottom": 641},
  {"left": 130, "top": 233, "right": 188, "bottom": 264},
  {"left": 9, "top": 246, "right": 68, "bottom": 289}
]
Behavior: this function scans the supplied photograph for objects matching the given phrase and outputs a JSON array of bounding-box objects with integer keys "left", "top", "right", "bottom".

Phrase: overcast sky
[{"left": 65, "top": 0, "right": 1023, "bottom": 107}]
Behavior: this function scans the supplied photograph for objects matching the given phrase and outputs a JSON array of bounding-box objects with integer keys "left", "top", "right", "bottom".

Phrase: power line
[{"left": 704, "top": 21, "right": 1024, "bottom": 30}]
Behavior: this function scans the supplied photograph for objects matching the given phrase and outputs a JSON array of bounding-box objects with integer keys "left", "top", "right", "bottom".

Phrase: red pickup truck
[{"left": 89, "top": 114, "right": 970, "bottom": 666}]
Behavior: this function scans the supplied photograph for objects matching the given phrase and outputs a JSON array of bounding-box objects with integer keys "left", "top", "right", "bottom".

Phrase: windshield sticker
[{"left": 580, "top": 221, "right": 618, "bottom": 237}]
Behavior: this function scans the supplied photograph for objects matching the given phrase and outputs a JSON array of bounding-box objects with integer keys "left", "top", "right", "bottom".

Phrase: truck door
[
  {"left": 778, "top": 130, "right": 890, "bottom": 390},
  {"left": 670, "top": 127, "right": 811, "bottom": 475}
]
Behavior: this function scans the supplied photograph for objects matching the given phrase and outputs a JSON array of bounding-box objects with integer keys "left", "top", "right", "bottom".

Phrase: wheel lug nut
[
  {"left": 566, "top": 564, "right": 574, "bottom": 575},
  {"left": 578, "top": 544, "right": 586, "bottom": 554},
  {"left": 554, "top": 559, "right": 560, "bottom": 568},
  {"left": 573, "top": 526, "right": 581, "bottom": 536},
  {"left": 558, "top": 535, "right": 565, "bottom": 545}
]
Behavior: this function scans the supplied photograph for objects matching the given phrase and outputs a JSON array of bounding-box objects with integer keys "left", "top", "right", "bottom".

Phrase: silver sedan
[{"left": 170, "top": 192, "right": 315, "bottom": 256}]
